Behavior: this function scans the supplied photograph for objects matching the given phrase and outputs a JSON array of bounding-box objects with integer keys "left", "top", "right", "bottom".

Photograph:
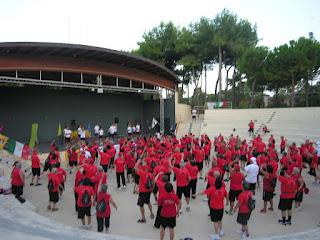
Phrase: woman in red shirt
[
  {"left": 114, "top": 153, "right": 126, "bottom": 189},
  {"left": 226, "top": 163, "right": 244, "bottom": 215},
  {"left": 96, "top": 184, "right": 117, "bottom": 233},
  {"left": 30, "top": 149, "right": 43, "bottom": 186},
  {"left": 234, "top": 181, "right": 253, "bottom": 239},
  {"left": 158, "top": 182, "right": 181, "bottom": 240},
  {"left": 260, "top": 165, "right": 276, "bottom": 213},
  {"left": 11, "top": 162, "right": 25, "bottom": 197},
  {"left": 202, "top": 178, "right": 228, "bottom": 240}
]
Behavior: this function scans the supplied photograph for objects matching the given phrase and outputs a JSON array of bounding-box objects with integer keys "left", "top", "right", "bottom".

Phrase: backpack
[
  {"left": 96, "top": 197, "right": 107, "bottom": 213},
  {"left": 270, "top": 177, "right": 277, "bottom": 189},
  {"left": 223, "top": 164, "right": 229, "bottom": 171},
  {"left": 81, "top": 190, "right": 90, "bottom": 205},
  {"left": 248, "top": 196, "right": 255, "bottom": 211},
  {"left": 145, "top": 175, "right": 153, "bottom": 190},
  {"left": 48, "top": 178, "right": 54, "bottom": 191}
]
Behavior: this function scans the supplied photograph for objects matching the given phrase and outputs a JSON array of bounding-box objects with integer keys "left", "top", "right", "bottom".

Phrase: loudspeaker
[{"left": 114, "top": 117, "right": 119, "bottom": 124}]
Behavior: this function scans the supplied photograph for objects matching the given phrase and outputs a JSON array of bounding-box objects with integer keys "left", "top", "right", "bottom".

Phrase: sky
[{"left": 0, "top": 0, "right": 319, "bottom": 94}]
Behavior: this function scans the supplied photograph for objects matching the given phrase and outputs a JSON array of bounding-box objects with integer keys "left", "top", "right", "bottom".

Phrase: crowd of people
[{"left": 9, "top": 123, "right": 320, "bottom": 240}]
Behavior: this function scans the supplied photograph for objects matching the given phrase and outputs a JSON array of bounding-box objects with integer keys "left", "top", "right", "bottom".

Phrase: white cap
[{"left": 250, "top": 157, "right": 257, "bottom": 164}]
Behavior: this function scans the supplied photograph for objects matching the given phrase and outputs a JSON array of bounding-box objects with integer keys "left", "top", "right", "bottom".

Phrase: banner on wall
[
  {"left": 207, "top": 101, "right": 229, "bottom": 109},
  {"left": 0, "top": 134, "right": 8, "bottom": 149},
  {"left": 5, "top": 138, "right": 30, "bottom": 159},
  {"left": 29, "top": 123, "right": 39, "bottom": 148}
]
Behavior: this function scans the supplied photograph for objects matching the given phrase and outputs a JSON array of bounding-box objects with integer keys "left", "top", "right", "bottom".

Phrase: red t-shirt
[
  {"left": 11, "top": 167, "right": 23, "bottom": 186},
  {"left": 70, "top": 151, "right": 78, "bottom": 163},
  {"left": 173, "top": 152, "right": 182, "bottom": 165},
  {"left": 173, "top": 167, "right": 190, "bottom": 187},
  {"left": 47, "top": 173, "right": 60, "bottom": 192},
  {"left": 57, "top": 167, "right": 67, "bottom": 183},
  {"left": 238, "top": 190, "right": 252, "bottom": 214},
  {"left": 114, "top": 157, "right": 126, "bottom": 173},
  {"left": 278, "top": 175, "right": 297, "bottom": 199},
  {"left": 100, "top": 152, "right": 111, "bottom": 166},
  {"left": 204, "top": 186, "right": 228, "bottom": 209},
  {"left": 74, "top": 170, "right": 85, "bottom": 189},
  {"left": 31, "top": 153, "right": 41, "bottom": 168},
  {"left": 96, "top": 192, "right": 111, "bottom": 218},
  {"left": 158, "top": 192, "right": 180, "bottom": 218},
  {"left": 75, "top": 185, "right": 94, "bottom": 207},
  {"left": 186, "top": 163, "right": 198, "bottom": 180},
  {"left": 263, "top": 172, "right": 276, "bottom": 192},
  {"left": 137, "top": 168, "right": 153, "bottom": 193},
  {"left": 125, "top": 154, "right": 135, "bottom": 169},
  {"left": 230, "top": 172, "right": 244, "bottom": 191}
]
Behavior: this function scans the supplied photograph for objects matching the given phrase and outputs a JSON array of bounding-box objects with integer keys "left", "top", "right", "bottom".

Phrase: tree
[
  {"left": 212, "top": 9, "right": 258, "bottom": 101},
  {"left": 133, "top": 22, "right": 181, "bottom": 71},
  {"left": 238, "top": 46, "right": 269, "bottom": 108}
]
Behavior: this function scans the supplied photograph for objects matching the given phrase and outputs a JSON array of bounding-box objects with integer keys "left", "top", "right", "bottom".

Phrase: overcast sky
[{"left": 1, "top": 0, "right": 319, "bottom": 93}]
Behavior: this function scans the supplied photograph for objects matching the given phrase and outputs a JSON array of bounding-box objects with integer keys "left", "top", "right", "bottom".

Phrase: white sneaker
[
  {"left": 123, "top": 185, "right": 127, "bottom": 189},
  {"left": 179, "top": 209, "right": 183, "bottom": 214},
  {"left": 237, "top": 230, "right": 244, "bottom": 235},
  {"left": 186, "top": 205, "right": 191, "bottom": 212},
  {"left": 203, "top": 197, "right": 209, "bottom": 201},
  {"left": 241, "top": 233, "right": 249, "bottom": 239},
  {"left": 118, "top": 187, "right": 121, "bottom": 190},
  {"left": 219, "top": 229, "right": 225, "bottom": 237},
  {"left": 210, "top": 234, "right": 220, "bottom": 240}
]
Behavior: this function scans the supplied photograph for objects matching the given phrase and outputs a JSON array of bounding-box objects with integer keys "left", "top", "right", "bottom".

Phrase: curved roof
[{"left": 0, "top": 42, "right": 179, "bottom": 83}]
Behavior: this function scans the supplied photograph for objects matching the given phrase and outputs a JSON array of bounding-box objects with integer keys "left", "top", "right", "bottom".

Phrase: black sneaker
[
  {"left": 36, "top": 183, "right": 42, "bottom": 186},
  {"left": 286, "top": 220, "right": 292, "bottom": 225},
  {"left": 278, "top": 220, "right": 286, "bottom": 225},
  {"left": 30, "top": 183, "right": 34, "bottom": 186}
]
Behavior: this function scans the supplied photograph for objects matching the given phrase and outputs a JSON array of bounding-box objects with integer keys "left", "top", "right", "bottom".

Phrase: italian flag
[{"left": 6, "top": 138, "right": 30, "bottom": 160}]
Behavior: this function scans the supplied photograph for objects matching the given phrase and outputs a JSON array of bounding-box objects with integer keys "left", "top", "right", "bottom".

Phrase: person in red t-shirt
[
  {"left": 260, "top": 165, "right": 276, "bottom": 213},
  {"left": 172, "top": 161, "right": 191, "bottom": 212},
  {"left": 68, "top": 147, "right": 78, "bottom": 173},
  {"left": 234, "top": 182, "right": 253, "bottom": 239},
  {"left": 56, "top": 162, "right": 67, "bottom": 196},
  {"left": 114, "top": 152, "right": 126, "bottom": 189},
  {"left": 134, "top": 159, "right": 155, "bottom": 223},
  {"left": 278, "top": 170, "right": 297, "bottom": 225},
  {"left": 75, "top": 178, "right": 95, "bottom": 228},
  {"left": 309, "top": 151, "right": 319, "bottom": 183},
  {"left": 248, "top": 120, "right": 254, "bottom": 136},
  {"left": 154, "top": 173, "right": 170, "bottom": 228},
  {"left": 11, "top": 162, "right": 25, "bottom": 198},
  {"left": 202, "top": 178, "right": 228, "bottom": 240},
  {"left": 30, "top": 149, "right": 43, "bottom": 186},
  {"left": 99, "top": 148, "right": 111, "bottom": 172},
  {"left": 186, "top": 160, "right": 199, "bottom": 198},
  {"left": 158, "top": 182, "right": 181, "bottom": 240},
  {"left": 125, "top": 151, "right": 136, "bottom": 183},
  {"left": 292, "top": 167, "right": 305, "bottom": 209},
  {"left": 226, "top": 163, "right": 244, "bottom": 215},
  {"left": 47, "top": 168, "right": 63, "bottom": 211},
  {"left": 96, "top": 184, "right": 117, "bottom": 233}
]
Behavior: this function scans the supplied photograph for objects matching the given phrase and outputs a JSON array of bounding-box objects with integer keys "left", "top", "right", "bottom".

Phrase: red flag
[{"left": 21, "top": 144, "right": 30, "bottom": 160}]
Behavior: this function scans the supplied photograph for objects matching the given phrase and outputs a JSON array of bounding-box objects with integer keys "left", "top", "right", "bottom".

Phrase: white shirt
[
  {"left": 136, "top": 124, "right": 140, "bottom": 133},
  {"left": 80, "top": 130, "right": 86, "bottom": 139},
  {"left": 99, "top": 128, "right": 104, "bottom": 136},
  {"left": 77, "top": 127, "right": 82, "bottom": 135},
  {"left": 132, "top": 126, "right": 136, "bottom": 132},
  {"left": 244, "top": 163, "right": 259, "bottom": 183},
  {"left": 84, "top": 150, "right": 91, "bottom": 159},
  {"left": 109, "top": 125, "right": 116, "bottom": 134},
  {"left": 192, "top": 109, "right": 197, "bottom": 116},
  {"left": 94, "top": 125, "right": 100, "bottom": 134},
  {"left": 127, "top": 126, "right": 132, "bottom": 134}
]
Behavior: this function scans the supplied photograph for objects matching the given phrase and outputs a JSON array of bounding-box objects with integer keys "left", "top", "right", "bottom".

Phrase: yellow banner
[
  {"left": 29, "top": 123, "right": 39, "bottom": 148},
  {"left": 0, "top": 134, "right": 9, "bottom": 149}
]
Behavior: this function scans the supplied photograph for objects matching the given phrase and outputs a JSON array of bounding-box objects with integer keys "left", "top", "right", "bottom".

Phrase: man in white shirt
[
  {"left": 244, "top": 157, "right": 259, "bottom": 195},
  {"left": 127, "top": 124, "right": 132, "bottom": 136},
  {"left": 136, "top": 123, "right": 141, "bottom": 135},
  {"left": 80, "top": 128, "right": 86, "bottom": 140},
  {"left": 94, "top": 124, "right": 100, "bottom": 137},
  {"left": 192, "top": 109, "right": 197, "bottom": 122},
  {"left": 64, "top": 127, "right": 72, "bottom": 143},
  {"left": 98, "top": 127, "right": 104, "bottom": 138},
  {"left": 109, "top": 124, "right": 116, "bottom": 138}
]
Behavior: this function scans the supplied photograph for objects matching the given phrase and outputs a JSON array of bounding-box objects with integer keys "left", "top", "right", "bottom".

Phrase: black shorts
[
  {"left": 263, "top": 191, "right": 274, "bottom": 201},
  {"left": 160, "top": 216, "right": 176, "bottom": 229},
  {"left": 65, "top": 137, "right": 71, "bottom": 142},
  {"left": 309, "top": 168, "right": 316, "bottom": 176},
  {"left": 278, "top": 198, "right": 294, "bottom": 211},
  {"left": 229, "top": 190, "right": 242, "bottom": 202},
  {"left": 137, "top": 192, "right": 151, "bottom": 207},
  {"left": 249, "top": 183, "right": 256, "bottom": 191},
  {"left": 196, "top": 162, "right": 203, "bottom": 172},
  {"left": 49, "top": 191, "right": 59, "bottom": 203},
  {"left": 248, "top": 128, "right": 254, "bottom": 133},
  {"left": 127, "top": 168, "right": 133, "bottom": 175},
  {"left": 32, "top": 168, "right": 41, "bottom": 176},
  {"left": 240, "top": 155, "right": 247, "bottom": 162},
  {"left": 210, "top": 208, "right": 224, "bottom": 222},
  {"left": 237, "top": 212, "right": 251, "bottom": 225},
  {"left": 69, "top": 161, "right": 78, "bottom": 167},
  {"left": 12, "top": 185, "right": 23, "bottom": 196},
  {"left": 177, "top": 186, "right": 190, "bottom": 199},
  {"left": 295, "top": 191, "right": 303, "bottom": 202},
  {"left": 192, "top": 115, "right": 196, "bottom": 119},
  {"left": 133, "top": 173, "right": 140, "bottom": 184},
  {"left": 78, "top": 206, "right": 91, "bottom": 219}
]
